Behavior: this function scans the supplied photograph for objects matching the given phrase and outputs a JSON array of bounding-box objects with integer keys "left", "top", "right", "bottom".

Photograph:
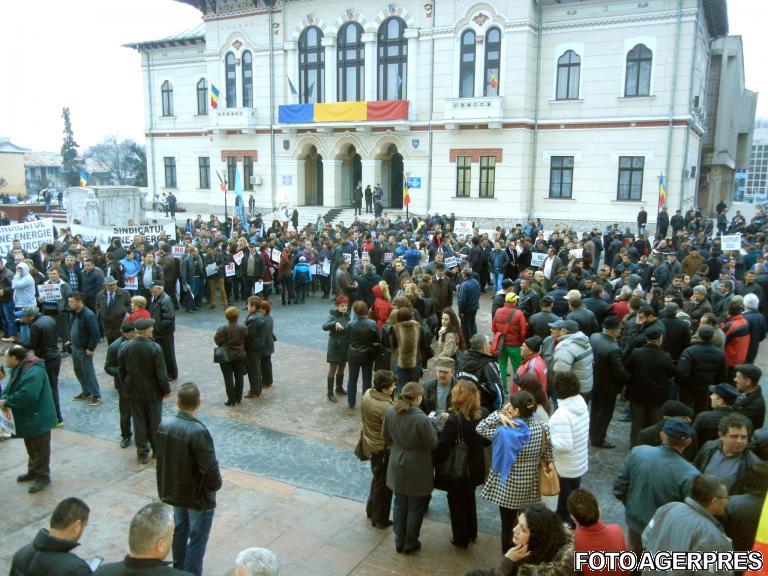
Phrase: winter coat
[
  {"left": 734, "top": 387, "right": 766, "bottom": 431},
  {"left": 548, "top": 395, "right": 590, "bottom": 478},
  {"left": 590, "top": 332, "right": 628, "bottom": 396},
  {"left": 692, "top": 407, "right": 734, "bottom": 446},
  {"left": 553, "top": 332, "right": 594, "bottom": 394},
  {"left": 383, "top": 405, "right": 438, "bottom": 496},
  {"left": 392, "top": 319, "right": 421, "bottom": 369},
  {"left": 361, "top": 388, "right": 394, "bottom": 456},
  {"left": 625, "top": 344, "right": 675, "bottom": 406},
  {"left": 322, "top": 308, "right": 350, "bottom": 363},
  {"left": 492, "top": 303, "right": 527, "bottom": 347},
  {"left": 244, "top": 311, "right": 267, "bottom": 354},
  {"left": 660, "top": 315, "right": 691, "bottom": 361},
  {"left": 745, "top": 310, "right": 768, "bottom": 363},
  {"left": 724, "top": 491, "right": 763, "bottom": 552},
  {"left": 117, "top": 336, "right": 170, "bottom": 402},
  {"left": 514, "top": 354, "right": 547, "bottom": 395},
  {"left": 458, "top": 277, "right": 480, "bottom": 313},
  {"left": 433, "top": 411, "right": 489, "bottom": 490},
  {"left": 69, "top": 306, "right": 100, "bottom": 351},
  {"left": 95, "top": 556, "right": 189, "bottom": 575},
  {"left": 11, "top": 262, "right": 36, "bottom": 308},
  {"left": 347, "top": 317, "right": 380, "bottom": 364},
  {"left": 722, "top": 313, "right": 750, "bottom": 367},
  {"left": 10, "top": 528, "right": 91, "bottom": 576},
  {"left": 567, "top": 306, "right": 599, "bottom": 337},
  {"left": 694, "top": 440, "right": 762, "bottom": 495},
  {"left": 488, "top": 531, "right": 574, "bottom": 576},
  {"left": 214, "top": 321, "right": 247, "bottom": 363},
  {"left": 1, "top": 355, "right": 56, "bottom": 438},
  {"left": 528, "top": 310, "right": 561, "bottom": 339},
  {"left": 456, "top": 349, "right": 504, "bottom": 412},
  {"left": 431, "top": 275, "right": 453, "bottom": 313},
  {"left": 371, "top": 285, "right": 394, "bottom": 332},
  {"left": 676, "top": 343, "right": 727, "bottom": 395}
]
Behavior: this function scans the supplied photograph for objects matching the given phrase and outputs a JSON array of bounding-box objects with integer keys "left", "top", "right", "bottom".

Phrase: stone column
[
  {"left": 323, "top": 159, "right": 343, "bottom": 207},
  {"left": 362, "top": 32, "right": 377, "bottom": 101},
  {"left": 361, "top": 159, "right": 381, "bottom": 190},
  {"left": 284, "top": 41, "right": 298, "bottom": 102},
  {"left": 322, "top": 36, "right": 337, "bottom": 103},
  {"left": 404, "top": 28, "right": 420, "bottom": 119}
]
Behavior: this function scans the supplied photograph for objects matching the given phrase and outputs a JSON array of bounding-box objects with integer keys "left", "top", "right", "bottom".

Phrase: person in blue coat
[
  {"left": 457, "top": 268, "right": 480, "bottom": 344},
  {"left": 291, "top": 256, "right": 313, "bottom": 304}
]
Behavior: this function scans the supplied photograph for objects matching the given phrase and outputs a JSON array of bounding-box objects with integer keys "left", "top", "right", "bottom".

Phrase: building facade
[
  {"left": 0, "top": 139, "right": 27, "bottom": 197},
  {"left": 129, "top": 0, "right": 734, "bottom": 227},
  {"left": 745, "top": 118, "right": 768, "bottom": 205}
]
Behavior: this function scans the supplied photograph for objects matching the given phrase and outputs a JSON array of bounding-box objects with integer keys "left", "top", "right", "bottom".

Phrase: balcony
[
  {"left": 213, "top": 107, "right": 258, "bottom": 132},
  {"left": 443, "top": 96, "right": 504, "bottom": 126}
]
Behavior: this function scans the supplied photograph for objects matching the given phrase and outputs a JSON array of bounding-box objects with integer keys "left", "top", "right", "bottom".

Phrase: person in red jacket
[
  {"left": 568, "top": 488, "right": 629, "bottom": 576},
  {"left": 492, "top": 292, "right": 527, "bottom": 394},
  {"left": 371, "top": 282, "right": 393, "bottom": 332},
  {"left": 721, "top": 300, "right": 750, "bottom": 381},
  {"left": 514, "top": 335, "right": 548, "bottom": 395}
]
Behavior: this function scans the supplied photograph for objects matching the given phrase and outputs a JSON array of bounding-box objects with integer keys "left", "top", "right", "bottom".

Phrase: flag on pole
[
  {"left": 403, "top": 177, "right": 410, "bottom": 206},
  {"left": 288, "top": 77, "right": 298, "bottom": 96},
  {"left": 79, "top": 170, "right": 90, "bottom": 187},
  {"left": 210, "top": 84, "right": 220, "bottom": 109},
  {"left": 658, "top": 173, "right": 667, "bottom": 209},
  {"left": 234, "top": 164, "right": 245, "bottom": 223},
  {"left": 745, "top": 495, "right": 768, "bottom": 576}
]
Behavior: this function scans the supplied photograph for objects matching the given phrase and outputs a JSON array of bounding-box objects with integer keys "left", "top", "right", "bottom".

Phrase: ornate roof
[{"left": 124, "top": 23, "right": 205, "bottom": 50}]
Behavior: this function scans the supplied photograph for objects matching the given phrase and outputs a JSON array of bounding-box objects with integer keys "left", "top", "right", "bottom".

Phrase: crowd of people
[{"left": 2, "top": 201, "right": 768, "bottom": 574}]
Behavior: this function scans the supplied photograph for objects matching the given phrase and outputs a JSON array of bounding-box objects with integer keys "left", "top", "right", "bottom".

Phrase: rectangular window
[
  {"left": 549, "top": 156, "right": 574, "bottom": 198},
  {"left": 479, "top": 156, "right": 496, "bottom": 198},
  {"left": 198, "top": 157, "right": 210, "bottom": 189},
  {"left": 163, "top": 157, "right": 176, "bottom": 188},
  {"left": 456, "top": 156, "right": 471, "bottom": 197},
  {"left": 244, "top": 156, "right": 253, "bottom": 191},
  {"left": 226, "top": 157, "right": 237, "bottom": 191},
  {"left": 617, "top": 156, "right": 644, "bottom": 201}
]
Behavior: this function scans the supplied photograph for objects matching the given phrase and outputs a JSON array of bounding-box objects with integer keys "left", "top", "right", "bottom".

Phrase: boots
[
  {"left": 327, "top": 377, "right": 337, "bottom": 402},
  {"left": 335, "top": 373, "right": 347, "bottom": 395}
]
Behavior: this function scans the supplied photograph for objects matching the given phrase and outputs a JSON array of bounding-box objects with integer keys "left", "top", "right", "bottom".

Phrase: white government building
[{"left": 128, "top": 0, "right": 743, "bottom": 228}]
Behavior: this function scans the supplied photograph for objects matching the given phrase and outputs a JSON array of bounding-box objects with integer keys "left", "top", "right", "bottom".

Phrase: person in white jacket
[
  {"left": 12, "top": 262, "right": 37, "bottom": 309},
  {"left": 548, "top": 371, "right": 589, "bottom": 526}
]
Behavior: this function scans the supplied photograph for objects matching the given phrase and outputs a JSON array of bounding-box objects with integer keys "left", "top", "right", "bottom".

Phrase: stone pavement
[{"left": 1, "top": 288, "right": 766, "bottom": 574}]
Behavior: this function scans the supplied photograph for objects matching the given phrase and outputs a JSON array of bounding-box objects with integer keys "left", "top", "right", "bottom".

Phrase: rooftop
[{"left": 124, "top": 22, "right": 205, "bottom": 50}]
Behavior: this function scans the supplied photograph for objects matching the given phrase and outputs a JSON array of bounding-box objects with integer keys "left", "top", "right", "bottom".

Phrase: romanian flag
[
  {"left": 79, "top": 170, "right": 90, "bottom": 187},
  {"left": 211, "top": 84, "right": 220, "bottom": 109},
  {"left": 403, "top": 177, "right": 410, "bottom": 206},
  {"left": 658, "top": 174, "right": 667, "bottom": 209},
  {"left": 745, "top": 495, "right": 768, "bottom": 576}
]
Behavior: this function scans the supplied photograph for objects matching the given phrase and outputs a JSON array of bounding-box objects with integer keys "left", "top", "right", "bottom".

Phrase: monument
[{"left": 65, "top": 186, "right": 148, "bottom": 226}]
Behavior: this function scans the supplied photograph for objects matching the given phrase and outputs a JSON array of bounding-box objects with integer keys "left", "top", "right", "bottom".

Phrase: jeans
[
  {"left": 72, "top": 348, "right": 100, "bottom": 398},
  {"left": 556, "top": 475, "right": 582, "bottom": 526},
  {"left": 393, "top": 494, "right": 429, "bottom": 551},
  {"left": 461, "top": 309, "right": 478, "bottom": 344},
  {"left": 492, "top": 271, "right": 505, "bottom": 292},
  {"left": 396, "top": 365, "right": 422, "bottom": 393},
  {"left": 190, "top": 277, "right": 203, "bottom": 307},
  {"left": 0, "top": 300, "right": 16, "bottom": 336},
  {"left": 172, "top": 507, "right": 215, "bottom": 576},
  {"left": 347, "top": 359, "right": 373, "bottom": 407}
]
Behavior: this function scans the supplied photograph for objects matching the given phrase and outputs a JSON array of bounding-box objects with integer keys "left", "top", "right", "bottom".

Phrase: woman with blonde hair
[
  {"left": 124, "top": 295, "right": 151, "bottom": 324},
  {"left": 433, "top": 380, "right": 489, "bottom": 548},
  {"left": 383, "top": 381, "right": 438, "bottom": 554}
]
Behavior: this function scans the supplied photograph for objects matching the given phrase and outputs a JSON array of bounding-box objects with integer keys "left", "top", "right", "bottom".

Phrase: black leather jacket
[
  {"left": 156, "top": 411, "right": 222, "bottom": 510},
  {"left": 347, "top": 317, "right": 380, "bottom": 363},
  {"left": 149, "top": 292, "right": 175, "bottom": 336},
  {"left": 27, "top": 314, "right": 61, "bottom": 361},
  {"left": 117, "top": 336, "right": 170, "bottom": 401},
  {"left": 11, "top": 528, "right": 91, "bottom": 576}
]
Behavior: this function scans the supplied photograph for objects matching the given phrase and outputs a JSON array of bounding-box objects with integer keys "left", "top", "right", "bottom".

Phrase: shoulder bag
[
  {"left": 538, "top": 426, "right": 560, "bottom": 496},
  {"left": 440, "top": 415, "right": 471, "bottom": 481},
  {"left": 354, "top": 430, "right": 369, "bottom": 461},
  {"left": 213, "top": 346, "right": 230, "bottom": 364}
]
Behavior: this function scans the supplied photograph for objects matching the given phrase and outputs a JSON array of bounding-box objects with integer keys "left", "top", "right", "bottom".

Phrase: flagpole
[{"left": 217, "top": 170, "right": 228, "bottom": 233}]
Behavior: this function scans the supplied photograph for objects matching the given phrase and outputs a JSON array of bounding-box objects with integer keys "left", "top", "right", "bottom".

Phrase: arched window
[
  {"left": 242, "top": 50, "right": 253, "bottom": 107},
  {"left": 299, "top": 26, "right": 324, "bottom": 104},
  {"left": 556, "top": 50, "right": 581, "bottom": 100},
  {"left": 625, "top": 44, "right": 652, "bottom": 97},
  {"left": 161, "top": 81, "right": 173, "bottom": 116},
  {"left": 337, "top": 22, "right": 364, "bottom": 102},
  {"left": 484, "top": 27, "right": 501, "bottom": 97},
  {"left": 377, "top": 17, "right": 407, "bottom": 101},
  {"left": 225, "top": 52, "right": 237, "bottom": 107},
  {"left": 196, "top": 78, "right": 208, "bottom": 115},
  {"left": 459, "top": 30, "right": 476, "bottom": 98}
]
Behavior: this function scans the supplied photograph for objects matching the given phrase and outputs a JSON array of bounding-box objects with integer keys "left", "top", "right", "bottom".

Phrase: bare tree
[{"left": 85, "top": 135, "right": 146, "bottom": 185}]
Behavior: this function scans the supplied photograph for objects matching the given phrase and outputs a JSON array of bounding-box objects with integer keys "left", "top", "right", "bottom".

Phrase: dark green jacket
[{"left": 2, "top": 356, "right": 56, "bottom": 438}]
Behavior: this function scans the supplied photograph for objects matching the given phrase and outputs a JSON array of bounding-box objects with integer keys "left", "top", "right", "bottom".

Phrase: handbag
[
  {"left": 354, "top": 430, "right": 369, "bottom": 461},
  {"left": 440, "top": 416, "right": 471, "bottom": 481},
  {"left": 213, "top": 346, "right": 230, "bottom": 364},
  {"left": 538, "top": 428, "right": 560, "bottom": 496}
]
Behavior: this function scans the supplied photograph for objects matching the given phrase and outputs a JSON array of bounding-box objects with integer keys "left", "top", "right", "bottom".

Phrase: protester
[
  {"left": 23, "top": 305, "right": 63, "bottom": 425},
  {"left": 322, "top": 295, "right": 350, "bottom": 402},
  {"left": 258, "top": 300, "right": 275, "bottom": 389},
  {"left": 693, "top": 413, "right": 759, "bottom": 495},
  {"left": 492, "top": 292, "right": 526, "bottom": 393},
  {"left": 105, "top": 322, "right": 137, "bottom": 448},
  {"left": 233, "top": 548, "right": 279, "bottom": 576},
  {"left": 346, "top": 300, "right": 380, "bottom": 409},
  {"left": 149, "top": 282, "right": 178, "bottom": 381},
  {"left": 244, "top": 296, "right": 266, "bottom": 398},
  {"left": 68, "top": 292, "right": 101, "bottom": 405},
  {"left": 214, "top": 306, "right": 248, "bottom": 406},
  {"left": 568, "top": 489, "right": 628, "bottom": 576},
  {"left": 692, "top": 383, "right": 739, "bottom": 445},
  {"left": 96, "top": 276, "right": 131, "bottom": 344}
]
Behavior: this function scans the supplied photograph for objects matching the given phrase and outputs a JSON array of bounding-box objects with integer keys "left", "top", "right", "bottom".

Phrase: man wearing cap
[
  {"left": 613, "top": 418, "right": 699, "bottom": 553},
  {"left": 694, "top": 413, "right": 758, "bottom": 495},
  {"left": 589, "top": 316, "right": 629, "bottom": 449},
  {"left": 692, "top": 383, "right": 740, "bottom": 445},
  {"left": 625, "top": 324, "right": 675, "bottom": 446},
  {"left": 733, "top": 364, "right": 765, "bottom": 430},
  {"left": 551, "top": 319, "right": 593, "bottom": 402},
  {"left": 492, "top": 292, "right": 527, "bottom": 393},
  {"left": 118, "top": 318, "right": 171, "bottom": 464},
  {"left": 23, "top": 306, "right": 63, "bottom": 426},
  {"left": 676, "top": 324, "right": 727, "bottom": 414},
  {"left": 96, "top": 276, "right": 131, "bottom": 345},
  {"left": 420, "top": 357, "right": 455, "bottom": 418},
  {"left": 105, "top": 322, "right": 138, "bottom": 449},
  {"left": 637, "top": 400, "right": 698, "bottom": 462},
  {"left": 149, "top": 283, "right": 178, "bottom": 382},
  {"left": 68, "top": 292, "right": 101, "bottom": 406}
]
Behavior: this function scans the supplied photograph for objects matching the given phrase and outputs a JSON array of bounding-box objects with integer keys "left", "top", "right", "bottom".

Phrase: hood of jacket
[
  {"left": 459, "top": 349, "right": 496, "bottom": 372},
  {"left": 372, "top": 284, "right": 384, "bottom": 299},
  {"left": 16, "top": 262, "right": 29, "bottom": 276},
  {"left": 557, "top": 331, "right": 590, "bottom": 350}
]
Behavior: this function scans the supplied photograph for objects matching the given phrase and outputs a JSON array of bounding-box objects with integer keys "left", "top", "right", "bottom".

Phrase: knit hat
[{"left": 524, "top": 336, "right": 542, "bottom": 353}]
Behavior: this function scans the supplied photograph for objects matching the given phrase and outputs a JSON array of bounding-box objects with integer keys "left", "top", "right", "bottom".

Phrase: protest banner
[
  {"left": 0, "top": 408, "right": 15, "bottom": 439},
  {"left": 383, "top": 252, "right": 394, "bottom": 263},
  {"left": 233, "top": 251, "right": 244, "bottom": 266},
  {"left": 69, "top": 221, "right": 176, "bottom": 247},
  {"left": 570, "top": 248, "right": 583, "bottom": 260},
  {"left": 453, "top": 220, "right": 474, "bottom": 237},
  {"left": 319, "top": 260, "right": 331, "bottom": 276},
  {"left": 445, "top": 256, "right": 460, "bottom": 269},
  {"left": 37, "top": 283, "right": 62, "bottom": 301},
  {"left": 0, "top": 219, "right": 55, "bottom": 256},
  {"left": 530, "top": 252, "right": 547, "bottom": 267},
  {"left": 205, "top": 263, "right": 219, "bottom": 277},
  {"left": 343, "top": 253, "right": 352, "bottom": 264},
  {"left": 125, "top": 276, "right": 138, "bottom": 290},
  {"left": 253, "top": 280, "right": 264, "bottom": 294},
  {"left": 225, "top": 263, "right": 236, "bottom": 277},
  {"left": 172, "top": 245, "right": 186, "bottom": 258},
  {"left": 721, "top": 234, "right": 742, "bottom": 251},
  {"left": 271, "top": 248, "right": 281, "bottom": 263}
]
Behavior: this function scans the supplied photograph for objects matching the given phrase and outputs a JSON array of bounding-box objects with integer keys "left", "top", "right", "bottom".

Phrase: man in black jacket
[
  {"left": 149, "top": 283, "right": 178, "bottom": 381},
  {"left": 24, "top": 306, "right": 63, "bottom": 425},
  {"left": 694, "top": 413, "right": 760, "bottom": 495},
  {"left": 636, "top": 400, "right": 699, "bottom": 462},
  {"left": 733, "top": 364, "right": 765, "bottom": 430},
  {"left": 118, "top": 318, "right": 170, "bottom": 464},
  {"left": 723, "top": 461, "right": 768, "bottom": 552},
  {"left": 456, "top": 333, "right": 503, "bottom": 412},
  {"left": 156, "top": 383, "right": 222, "bottom": 576},
  {"left": 11, "top": 497, "right": 92, "bottom": 576},
  {"left": 96, "top": 276, "right": 132, "bottom": 344},
  {"left": 589, "top": 316, "right": 628, "bottom": 448},
  {"left": 69, "top": 292, "right": 101, "bottom": 405},
  {"left": 692, "top": 383, "right": 739, "bottom": 445},
  {"left": 105, "top": 323, "right": 137, "bottom": 448},
  {"left": 527, "top": 296, "right": 560, "bottom": 339},
  {"left": 676, "top": 325, "right": 727, "bottom": 415}
]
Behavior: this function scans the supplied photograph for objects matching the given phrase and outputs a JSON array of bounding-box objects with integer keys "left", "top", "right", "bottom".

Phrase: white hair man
[{"left": 234, "top": 547, "right": 279, "bottom": 576}]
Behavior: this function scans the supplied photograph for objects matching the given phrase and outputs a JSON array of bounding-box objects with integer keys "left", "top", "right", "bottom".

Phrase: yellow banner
[{"left": 313, "top": 101, "right": 367, "bottom": 122}]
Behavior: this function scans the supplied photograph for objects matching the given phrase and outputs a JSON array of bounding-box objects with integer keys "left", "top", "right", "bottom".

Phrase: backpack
[{"left": 295, "top": 266, "right": 309, "bottom": 283}]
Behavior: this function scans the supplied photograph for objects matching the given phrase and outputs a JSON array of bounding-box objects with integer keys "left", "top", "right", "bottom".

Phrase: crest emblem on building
[
  {"left": 283, "top": 140, "right": 290, "bottom": 151},
  {"left": 232, "top": 39, "right": 243, "bottom": 51},
  {"left": 473, "top": 13, "right": 489, "bottom": 27},
  {"left": 412, "top": 138, "right": 420, "bottom": 149}
]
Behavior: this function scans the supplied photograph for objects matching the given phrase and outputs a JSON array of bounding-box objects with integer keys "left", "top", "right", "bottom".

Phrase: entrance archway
[
  {"left": 303, "top": 146, "right": 324, "bottom": 205},
  {"left": 381, "top": 144, "right": 404, "bottom": 209},
  {"left": 340, "top": 145, "right": 362, "bottom": 208}
]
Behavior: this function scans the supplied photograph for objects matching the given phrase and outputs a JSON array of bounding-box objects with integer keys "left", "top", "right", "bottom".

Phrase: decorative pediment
[{"left": 473, "top": 13, "right": 489, "bottom": 27}]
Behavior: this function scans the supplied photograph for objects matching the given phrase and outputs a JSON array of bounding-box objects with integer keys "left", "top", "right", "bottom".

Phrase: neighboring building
[
  {"left": 0, "top": 138, "right": 28, "bottom": 198},
  {"left": 745, "top": 118, "right": 768, "bottom": 204},
  {"left": 24, "top": 151, "right": 114, "bottom": 196},
  {"left": 697, "top": 35, "right": 757, "bottom": 214},
  {"left": 128, "top": 0, "right": 741, "bottom": 228}
]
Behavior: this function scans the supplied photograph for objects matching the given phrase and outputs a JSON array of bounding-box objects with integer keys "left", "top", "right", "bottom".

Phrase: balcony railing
[
  {"left": 214, "top": 107, "right": 258, "bottom": 130},
  {"left": 443, "top": 96, "right": 504, "bottom": 123}
]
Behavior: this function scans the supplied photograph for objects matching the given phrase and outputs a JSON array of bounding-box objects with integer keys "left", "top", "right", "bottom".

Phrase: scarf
[{"left": 492, "top": 419, "right": 531, "bottom": 484}]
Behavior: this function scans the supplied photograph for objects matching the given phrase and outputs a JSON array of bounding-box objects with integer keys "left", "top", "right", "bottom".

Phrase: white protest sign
[
  {"left": 0, "top": 219, "right": 55, "bottom": 256},
  {"left": 453, "top": 220, "right": 474, "bottom": 238},
  {"left": 253, "top": 280, "right": 264, "bottom": 294},
  {"left": 530, "top": 252, "right": 547, "bottom": 267},
  {"left": 721, "top": 234, "right": 742, "bottom": 251},
  {"left": 383, "top": 252, "right": 394, "bottom": 263},
  {"left": 225, "top": 263, "right": 236, "bottom": 277},
  {"left": 125, "top": 276, "right": 138, "bottom": 290},
  {"left": 445, "top": 256, "right": 460, "bottom": 269},
  {"left": 233, "top": 251, "right": 244, "bottom": 266},
  {"left": 37, "top": 283, "right": 62, "bottom": 301},
  {"left": 310, "top": 264, "right": 318, "bottom": 276},
  {"left": 320, "top": 260, "right": 331, "bottom": 276},
  {"left": 70, "top": 221, "right": 176, "bottom": 247},
  {"left": 570, "top": 248, "right": 583, "bottom": 260},
  {"left": 205, "top": 263, "right": 219, "bottom": 277},
  {"left": 271, "top": 248, "right": 281, "bottom": 263},
  {"left": 172, "top": 245, "right": 186, "bottom": 258},
  {"left": 343, "top": 253, "right": 352, "bottom": 264},
  {"left": 0, "top": 408, "right": 15, "bottom": 438}
]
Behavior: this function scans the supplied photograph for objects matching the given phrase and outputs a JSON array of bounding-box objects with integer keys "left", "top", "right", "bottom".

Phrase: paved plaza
[{"left": 1, "top": 290, "right": 765, "bottom": 574}]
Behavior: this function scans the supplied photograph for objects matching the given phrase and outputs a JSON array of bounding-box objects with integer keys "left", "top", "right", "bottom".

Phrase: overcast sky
[{"left": 0, "top": 0, "right": 764, "bottom": 152}]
